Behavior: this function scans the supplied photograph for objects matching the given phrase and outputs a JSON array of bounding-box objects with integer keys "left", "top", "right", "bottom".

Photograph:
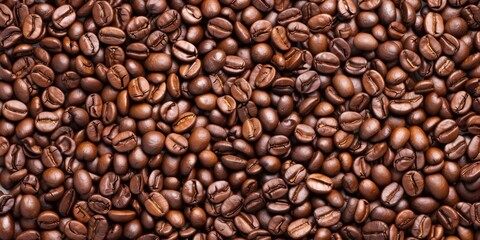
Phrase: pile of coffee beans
[{"left": 1, "top": 0, "right": 480, "bottom": 239}]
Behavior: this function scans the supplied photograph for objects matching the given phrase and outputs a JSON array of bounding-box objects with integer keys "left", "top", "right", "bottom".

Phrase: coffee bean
[
  {"left": 307, "top": 14, "right": 333, "bottom": 33},
  {"left": 99, "top": 172, "right": 120, "bottom": 197},
  {"left": 126, "top": 16, "right": 151, "bottom": 41},
  {"left": 52, "top": 5, "right": 75, "bottom": 30},
  {"left": 287, "top": 218, "right": 311, "bottom": 239},
  {"left": 380, "top": 182, "right": 404, "bottom": 207},
  {"left": 242, "top": 118, "right": 262, "bottom": 142},
  {"left": 419, "top": 35, "right": 442, "bottom": 60},
  {"left": 88, "top": 215, "right": 109, "bottom": 240},
  {"left": 362, "top": 221, "right": 388, "bottom": 240},
  {"left": 263, "top": 178, "right": 288, "bottom": 200},
  {"left": 314, "top": 52, "right": 340, "bottom": 74},
  {"left": 87, "top": 194, "right": 112, "bottom": 215},
  {"left": 235, "top": 212, "right": 260, "bottom": 234},
  {"left": 112, "top": 131, "right": 137, "bottom": 152},
  {"left": 314, "top": 206, "right": 341, "bottom": 227},
  {"left": 399, "top": 49, "right": 421, "bottom": 72},
  {"left": 143, "top": 192, "right": 169, "bottom": 217},
  {"left": 221, "top": 194, "right": 244, "bottom": 218},
  {"left": 98, "top": 27, "right": 126, "bottom": 45},
  {"left": 172, "top": 40, "right": 198, "bottom": 63},
  {"left": 306, "top": 174, "right": 333, "bottom": 194},
  {"left": 435, "top": 205, "right": 459, "bottom": 231},
  {"left": 425, "top": 12, "right": 444, "bottom": 37},
  {"left": 173, "top": 112, "right": 196, "bottom": 133},
  {"left": 411, "top": 215, "right": 432, "bottom": 239},
  {"left": 182, "top": 179, "right": 205, "bottom": 205},
  {"left": 165, "top": 133, "right": 188, "bottom": 155},
  {"left": 212, "top": 217, "right": 235, "bottom": 238},
  {"left": 354, "top": 33, "right": 378, "bottom": 51}
]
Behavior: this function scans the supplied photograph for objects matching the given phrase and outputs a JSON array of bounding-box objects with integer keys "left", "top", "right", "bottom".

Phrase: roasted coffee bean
[
  {"left": 165, "top": 133, "right": 188, "bottom": 155},
  {"left": 314, "top": 52, "right": 340, "bottom": 74},
  {"left": 99, "top": 172, "right": 121, "bottom": 197},
  {"left": 207, "top": 180, "right": 231, "bottom": 204},
  {"left": 112, "top": 131, "right": 137, "bottom": 152},
  {"left": 172, "top": 40, "right": 198, "bottom": 63},
  {"left": 173, "top": 112, "right": 196, "bottom": 133},
  {"left": 79, "top": 33, "right": 100, "bottom": 56},
  {"left": 380, "top": 182, "right": 404, "bottom": 207},
  {"left": 0, "top": 26, "right": 22, "bottom": 49},
  {"left": 287, "top": 218, "right": 312, "bottom": 239},
  {"left": 436, "top": 205, "right": 459, "bottom": 231},
  {"left": 2, "top": 100, "right": 27, "bottom": 121},
  {"left": 402, "top": 171, "right": 424, "bottom": 197},
  {"left": 207, "top": 17, "right": 233, "bottom": 39},
  {"left": 263, "top": 178, "right": 288, "bottom": 200},
  {"left": 362, "top": 221, "right": 388, "bottom": 240},
  {"left": 126, "top": 16, "right": 151, "bottom": 41},
  {"left": 143, "top": 192, "right": 169, "bottom": 217},
  {"left": 242, "top": 118, "right": 262, "bottom": 142},
  {"left": 182, "top": 179, "right": 205, "bottom": 205},
  {"left": 419, "top": 35, "right": 442, "bottom": 60},
  {"left": 52, "top": 5, "right": 75, "bottom": 30},
  {"left": 306, "top": 174, "right": 333, "bottom": 194},
  {"left": 424, "top": 12, "right": 444, "bottom": 37},
  {"left": 411, "top": 215, "right": 432, "bottom": 239},
  {"left": 314, "top": 206, "right": 341, "bottom": 227},
  {"left": 221, "top": 194, "right": 244, "bottom": 218},
  {"left": 87, "top": 194, "right": 111, "bottom": 215},
  {"left": 98, "top": 27, "right": 126, "bottom": 45}
]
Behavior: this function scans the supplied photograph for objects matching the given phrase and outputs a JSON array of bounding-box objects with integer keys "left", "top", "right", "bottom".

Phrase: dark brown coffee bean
[
  {"left": 0, "top": 4, "right": 13, "bottom": 28},
  {"left": 112, "top": 131, "right": 137, "bottom": 152},
  {"left": 143, "top": 192, "right": 169, "bottom": 217},
  {"left": 267, "top": 135, "right": 291, "bottom": 156},
  {"left": 221, "top": 194, "right": 244, "bottom": 218},
  {"left": 88, "top": 194, "right": 112, "bottom": 215},
  {"left": 411, "top": 214, "right": 432, "bottom": 239},
  {"left": 98, "top": 27, "right": 126, "bottom": 45},
  {"left": 287, "top": 218, "right": 311, "bottom": 239},
  {"left": 242, "top": 118, "right": 263, "bottom": 142},
  {"left": 436, "top": 205, "right": 459, "bottom": 231},
  {"left": 0, "top": 26, "right": 22, "bottom": 49},
  {"left": 271, "top": 26, "right": 291, "bottom": 51},
  {"left": 362, "top": 221, "right": 388, "bottom": 239},
  {"left": 307, "top": 14, "right": 333, "bottom": 33},
  {"left": 87, "top": 215, "right": 109, "bottom": 240},
  {"left": 314, "top": 52, "right": 340, "bottom": 74},
  {"left": 172, "top": 40, "right": 198, "bottom": 63},
  {"left": 92, "top": 1, "right": 113, "bottom": 27},
  {"left": 419, "top": 35, "right": 442, "bottom": 60},
  {"left": 314, "top": 206, "right": 341, "bottom": 227},
  {"left": 165, "top": 133, "right": 188, "bottom": 155},
  {"left": 58, "top": 189, "right": 76, "bottom": 216},
  {"left": 52, "top": 5, "right": 76, "bottom": 30},
  {"left": 182, "top": 179, "right": 205, "bottom": 205},
  {"left": 306, "top": 173, "right": 333, "bottom": 194},
  {"left": 380, "top": 182, "right": 404, "bottom": 207},
  {"left": 79, "top": 32, "right": 100, "bottom": 56},
  {"left": 424, "top": 12, "right": 444, "bottom": 37},
  {"left": 399, "top": 49, "right": 421, "bottom": 72},
  {"left": 263, "top": 178, "right": 288, "bottom": 200},
  {"left": 402, "top": 171, "right": 424, "bottom": 197}
]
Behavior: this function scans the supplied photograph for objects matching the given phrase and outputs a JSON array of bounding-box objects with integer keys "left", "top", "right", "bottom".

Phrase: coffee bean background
[{"left": 0, "top": 0, "right": 479, "bottom": 239}]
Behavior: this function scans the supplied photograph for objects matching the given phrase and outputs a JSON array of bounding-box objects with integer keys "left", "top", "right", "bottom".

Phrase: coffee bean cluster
[{"left": 0, "top": 0, "right": 480, "bottom": 239}]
